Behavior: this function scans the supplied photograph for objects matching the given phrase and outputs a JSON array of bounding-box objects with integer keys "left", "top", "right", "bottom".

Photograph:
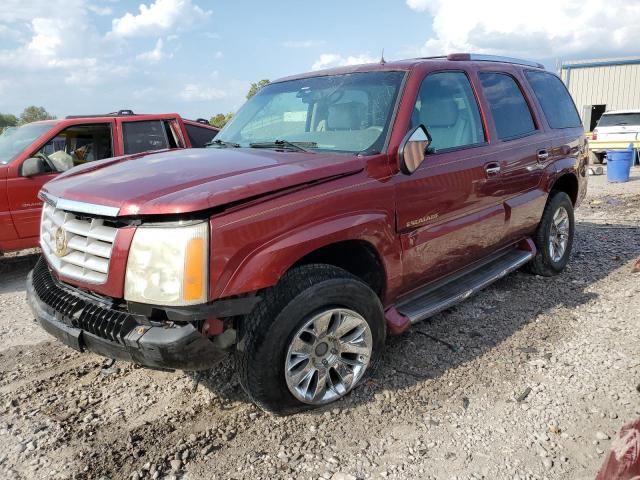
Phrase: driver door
[
  {"left": 7, "top": 121, "right": 114, "bottom": 240},
  {"left": 395, "top": 70, "right": 504, "bottom": 293}
]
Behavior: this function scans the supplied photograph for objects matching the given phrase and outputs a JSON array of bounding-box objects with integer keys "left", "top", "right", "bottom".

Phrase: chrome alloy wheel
[
  {"left": 549, "top": 206, "right": 570, "bottom": 263},
  {"left": 284, "top": 308, "right": 373, "bottom": 405}
]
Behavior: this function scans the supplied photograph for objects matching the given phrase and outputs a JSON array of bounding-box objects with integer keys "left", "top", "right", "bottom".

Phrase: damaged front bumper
[{"left": 26, "top": 257, "right": 234, "bottom": 371}]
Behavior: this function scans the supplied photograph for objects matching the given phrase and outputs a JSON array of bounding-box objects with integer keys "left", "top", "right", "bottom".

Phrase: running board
[{"left": 396, "top": 248, "right": 534, "bottom": 324}]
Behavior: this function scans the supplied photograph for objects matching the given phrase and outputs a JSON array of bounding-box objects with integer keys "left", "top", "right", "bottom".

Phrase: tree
[
  {"left": 18, "top": 106, "right": 56, "bottom": 125},
  {"left": 0, "top": 113, "right": 18, "bottom": 133},
  {"left": 209, "top": 112, "right": 234, "bottom": 129},
  {"left": 246, "top": 79, "right": 270, "bottom": 100}
]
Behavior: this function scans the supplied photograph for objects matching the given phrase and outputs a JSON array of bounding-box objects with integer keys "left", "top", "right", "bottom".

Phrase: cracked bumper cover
[{"left": 26, "top": 261, "right": 234, "bottom": 371}]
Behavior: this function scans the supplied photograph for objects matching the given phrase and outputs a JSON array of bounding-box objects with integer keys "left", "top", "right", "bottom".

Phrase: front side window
[
  {"left": 0, "top": 122, "right": 53, "bottom": 165},
  {"left": 35, "top": 123, "right": 112, "bottom": 172},
  {"left": 479, "top": 72, "right": 536, "bottom": 140},
  {"left": 411, "top": 71, "right": 485, "bottom": 152},
  {"left": 123, "top": 120, "right": 169, "bottom": 155},
  {"left": 524, "top": 71, "right": 581, "bottom": 129},
  {"left": 215, "top": 71, "right": 405, "bottom": 154}
]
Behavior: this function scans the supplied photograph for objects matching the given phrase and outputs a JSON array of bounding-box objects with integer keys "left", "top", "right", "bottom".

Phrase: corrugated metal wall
[{"left": 560, "top": 60, "right": 640, "bottom": 125}]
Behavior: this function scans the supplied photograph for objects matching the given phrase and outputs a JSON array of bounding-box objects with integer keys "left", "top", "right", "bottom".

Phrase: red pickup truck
[
  {"left": 27, "top": 54, "right": 587, "bottom": 414},
  {"left": 0, "top": 111, "right": 218, "bottom": 253}
]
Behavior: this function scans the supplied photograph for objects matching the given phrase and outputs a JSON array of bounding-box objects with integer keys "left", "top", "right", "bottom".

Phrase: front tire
[
  {"left": 236, "top": 264, "right": 385, "bottom": 415},
  {"left": 526, "top": 191, "right": 575, "bottom": 276}
]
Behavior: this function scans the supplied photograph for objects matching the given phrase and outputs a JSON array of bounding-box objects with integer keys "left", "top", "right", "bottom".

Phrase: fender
[{"left": 216, "top": 212, "right": 401, "bottom": 300}]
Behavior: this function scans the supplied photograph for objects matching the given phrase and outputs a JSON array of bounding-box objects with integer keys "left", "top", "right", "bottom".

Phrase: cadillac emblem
[{"left": 54, "top": 226, "right": 69, "bottom": 257}]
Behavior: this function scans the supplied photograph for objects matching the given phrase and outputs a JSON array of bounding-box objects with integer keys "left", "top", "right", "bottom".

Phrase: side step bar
[{"left": 396, "top": 248, "right": 534, "bottom": 325}]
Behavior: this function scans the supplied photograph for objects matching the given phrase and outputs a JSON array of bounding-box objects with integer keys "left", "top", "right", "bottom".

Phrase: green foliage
[
  {"left": 209, "top": 112, "right": 234, "bottom": 129},
  {"left": 0, "top": 113, "right": 18, "bottom": 133},
  {"left": 18, "top": 106, "right": 56, "bottom": 125},
  {"left": 246, "top": 79, "right": 270, "bottom": 100}
]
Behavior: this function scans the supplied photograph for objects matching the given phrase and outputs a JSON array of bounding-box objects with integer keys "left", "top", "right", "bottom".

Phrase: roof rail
[
  {"left": 65, "top": 109, "right": 136, "bottom": 119},
  {"left": 195, "top": 118, "right": 210, "bottom": 125},
  {"left": 447, "top": 53, "right": 544, "bottom": 69}
]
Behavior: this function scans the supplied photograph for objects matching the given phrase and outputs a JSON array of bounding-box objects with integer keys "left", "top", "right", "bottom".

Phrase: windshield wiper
[
  {"left": 206, "top": 138, "right": 241, "bottom": 148},
  {"left": 249, "top": 139, "right": 317, "bottom": 152}
]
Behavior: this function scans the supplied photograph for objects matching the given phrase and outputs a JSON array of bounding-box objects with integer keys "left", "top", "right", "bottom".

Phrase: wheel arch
[
  {"left": 217, "top": 213, "right": 399, "bottom": 301},
  {"left": 550, "top": 172, "right": 579, "bottom": 205}
]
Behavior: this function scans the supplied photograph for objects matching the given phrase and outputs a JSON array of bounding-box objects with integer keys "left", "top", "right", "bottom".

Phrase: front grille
[
  {"left": 40, "top": 202, "right": 118, "bottom": 284},
  {"left": 32, "top": 258, "right": 137, "bottom": 344}
]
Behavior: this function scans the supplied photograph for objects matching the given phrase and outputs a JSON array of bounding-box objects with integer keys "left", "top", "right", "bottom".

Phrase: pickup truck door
[
  {"left": 7, "top": 121, "right": 115, "bottom": 240},
  {"left": 395, "top": 70, "right": 505, "bottom": 292},
  {"left": 0, "top": 165, "right": 21, "bottom": 250}
]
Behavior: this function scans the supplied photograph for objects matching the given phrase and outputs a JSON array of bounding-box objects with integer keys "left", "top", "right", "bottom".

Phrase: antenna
[{"left": 380, "top": 49, "right": 386, "bottom": 65}]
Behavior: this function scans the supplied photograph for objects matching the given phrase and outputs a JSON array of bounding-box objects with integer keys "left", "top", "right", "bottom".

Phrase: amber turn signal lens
[{"left": 184, "top": 237, "right": 206, "bottom": 301}]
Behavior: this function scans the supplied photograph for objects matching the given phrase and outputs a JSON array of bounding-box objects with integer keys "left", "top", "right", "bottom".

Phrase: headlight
[{"left": 124, "top": 222, "right": 209, "bottom": 306}]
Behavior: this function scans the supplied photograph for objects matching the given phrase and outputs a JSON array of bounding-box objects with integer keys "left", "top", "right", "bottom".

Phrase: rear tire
[
  {"left": 235, "top": 264, "right": 386, "bottom": 415},
  {"left": 525, "top": 191, "right": 574, "bottom": 276}
]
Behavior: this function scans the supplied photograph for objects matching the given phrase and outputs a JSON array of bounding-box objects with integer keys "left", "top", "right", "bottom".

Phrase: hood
[{"left": 42, "top": 148, "right": 364, "bottom": 216}]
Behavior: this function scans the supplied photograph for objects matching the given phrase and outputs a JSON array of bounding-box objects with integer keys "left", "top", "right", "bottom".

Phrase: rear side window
[
  {"left": 525, "top": 71, "right": 581, "bottom": 129},
  {"left": 479, "top": 73, "right": 536, "bottom": 140},
  {"left": 185, "top": 124, "right": 218, "bottom": 147},
  {"left": 122, "top": 120, "right": 169, "bottom": 154}
]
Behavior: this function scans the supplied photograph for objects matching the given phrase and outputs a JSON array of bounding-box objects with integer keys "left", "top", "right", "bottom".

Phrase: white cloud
[
  {"left": 87, "top": 4, "right": 112, "bottom": 16},
  {"left": 282, "top": 40, "right": 325, "bottom": 48},
  {"left": 406, "top": 0, "right": 640, "bottom": 59},
  {"left": 111, "top": 0, "right": 212, "bottom": 37},
  {"left": 214, "top": 50, "right": 223, "bottom": 59},
  {"left": 137, "top": 38, "right": 172, "bottom": 63},
  {"left": 180, "top": 84, "right": 227, "bottom": 101},
  {"left": 311, "top": 53, "right": 377, "bottom": 71}
]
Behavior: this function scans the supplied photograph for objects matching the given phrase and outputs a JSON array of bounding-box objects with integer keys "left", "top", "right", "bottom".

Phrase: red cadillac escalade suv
[
  {"left": 27, "top": 54, "right": 587, "bottom": 414},
  {"left": 0, "top": 111, "right": 218, "bottom": 254}
]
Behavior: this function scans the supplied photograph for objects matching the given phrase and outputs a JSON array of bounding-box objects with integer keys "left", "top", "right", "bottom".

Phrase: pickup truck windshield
[
  {"left": 0, "top": 123, "right": 53, "bottom": 165},
  {"left": 215, "top": 71, "right": 405, "bottom": 154},
  {"left": 598, "top": 113, "right": 640, "bottom": 127}
]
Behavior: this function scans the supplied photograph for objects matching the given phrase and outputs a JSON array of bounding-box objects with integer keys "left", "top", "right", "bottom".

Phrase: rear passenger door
[{"left": 477, "top": 71, "right": 548, "bottom": 243}]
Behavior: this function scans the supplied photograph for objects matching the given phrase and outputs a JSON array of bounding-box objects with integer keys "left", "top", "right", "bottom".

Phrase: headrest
[
  {"left": 420, "top": 98, "right": 459, "bottom": 128},
  {"left": 327, "top": 102, "right": 364, "bottom": 130}
]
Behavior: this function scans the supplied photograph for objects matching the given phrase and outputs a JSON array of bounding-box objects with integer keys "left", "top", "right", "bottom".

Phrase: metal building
[{"left": 559, "top": 56, "right": 640, "bottom": 131}]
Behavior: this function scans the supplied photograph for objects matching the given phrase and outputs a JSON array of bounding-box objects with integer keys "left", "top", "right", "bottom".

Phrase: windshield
[
  {"left": 598, "top": 113, "right": 640, "bottom": 127},
  {"left": 215, "top": 71, "right": 405, "bottom": 154},
  {"left": 0, "top": 123, "right": 53, "bottom": 164}
]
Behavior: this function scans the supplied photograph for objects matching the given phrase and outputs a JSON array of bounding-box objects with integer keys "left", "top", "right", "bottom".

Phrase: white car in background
[{"left": 590, "top": 109, "right": 640, "bottom": 164}]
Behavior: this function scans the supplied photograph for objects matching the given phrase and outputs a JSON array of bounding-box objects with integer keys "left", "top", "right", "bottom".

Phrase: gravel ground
[{"left": 1, "top": 167, "right": 639, "bottom": 480}]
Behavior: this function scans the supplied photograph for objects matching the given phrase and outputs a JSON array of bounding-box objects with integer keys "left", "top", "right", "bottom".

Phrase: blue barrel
[{"left": 607, "top": 145, "right": 634, "bottom": 182}]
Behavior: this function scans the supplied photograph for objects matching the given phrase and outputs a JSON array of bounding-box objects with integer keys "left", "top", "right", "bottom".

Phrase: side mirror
[
  {"left": 20, "top": 157, "right": 48, "bottom": 177},
  {"left": 398, "top": 124, "right": 431, "bottom": 175}
]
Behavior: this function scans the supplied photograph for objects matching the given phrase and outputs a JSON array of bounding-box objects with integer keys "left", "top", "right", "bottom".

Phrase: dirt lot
[{"left": 1, "top": 168, "right": 639, "bottom": 480}]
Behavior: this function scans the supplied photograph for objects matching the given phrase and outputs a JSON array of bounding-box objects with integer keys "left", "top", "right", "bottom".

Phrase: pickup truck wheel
[
  {"left": 526, "top": 191, "right": 574, "bottom": 276},
  {"left": 235, "top": 264, "right": 385, "bottom": 415}
]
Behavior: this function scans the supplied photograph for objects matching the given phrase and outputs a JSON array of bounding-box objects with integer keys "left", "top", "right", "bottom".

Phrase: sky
[{"left": 1, "top": 0, "right": 639, "bottom": 120}]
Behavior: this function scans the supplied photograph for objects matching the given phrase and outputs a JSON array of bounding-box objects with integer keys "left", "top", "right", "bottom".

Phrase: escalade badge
[{"left": 54, "top": 227, "right": 69, "bottom": 257}]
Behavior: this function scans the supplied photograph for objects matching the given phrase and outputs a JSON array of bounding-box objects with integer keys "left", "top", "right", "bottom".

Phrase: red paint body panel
[
  {"left": 32, "top": 58, "right": 588, "bottom": 330},
  {"left": 0, "top": 114, "right": 218, "bottom": 253}
]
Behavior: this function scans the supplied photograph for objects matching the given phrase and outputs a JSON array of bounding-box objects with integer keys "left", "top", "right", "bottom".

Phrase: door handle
[
  {"left": 485, "top": 163, "right": 501, "bottom": 176},
  {"left": 537, "top": 149, "right": 549, "bottom": 161}
]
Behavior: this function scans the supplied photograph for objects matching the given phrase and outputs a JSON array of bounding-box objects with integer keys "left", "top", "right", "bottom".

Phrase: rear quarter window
[
  {"left": 185, "top": 124, "right": 218, "bottom": 148},
  {"left": 524, "top": 70, "right": 581, "bottom": 129},
  {"left": 479, "top": 72, "right": 536, "bottom": 140}
]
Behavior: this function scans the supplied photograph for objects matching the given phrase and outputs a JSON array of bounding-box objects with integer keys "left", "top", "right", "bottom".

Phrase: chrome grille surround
[{"left": 40, "top": 202, "right": 118, "bottom": 284}]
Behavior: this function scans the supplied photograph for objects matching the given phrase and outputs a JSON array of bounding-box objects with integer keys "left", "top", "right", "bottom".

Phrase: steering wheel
[{"left": 34, "top": 151, "right": 58, "bottom": 173}]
